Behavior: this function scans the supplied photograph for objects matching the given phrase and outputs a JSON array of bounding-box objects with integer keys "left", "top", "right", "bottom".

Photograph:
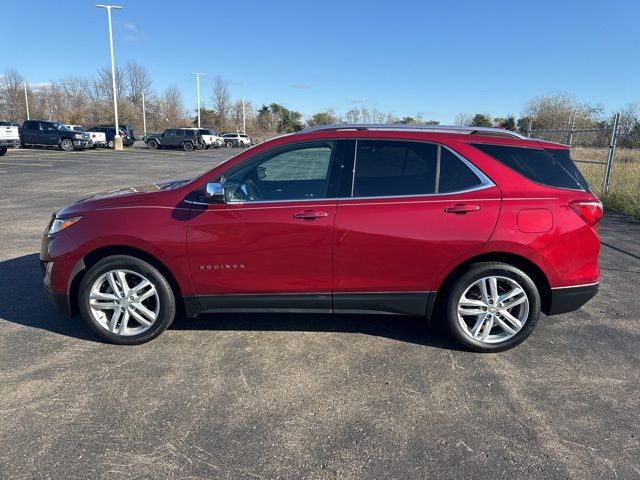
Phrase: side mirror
[{"left": 204, "top": 182, "right": 225, "bottom": 203}]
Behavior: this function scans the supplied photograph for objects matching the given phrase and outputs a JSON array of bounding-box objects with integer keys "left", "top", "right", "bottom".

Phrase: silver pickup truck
[{"left": 0, "top": 124, "right": 20, "bottom": 156}]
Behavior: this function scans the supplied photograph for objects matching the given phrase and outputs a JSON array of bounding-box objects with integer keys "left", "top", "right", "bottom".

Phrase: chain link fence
[{"left": 531, "top": 114, "right": 640, "bottom": 218}]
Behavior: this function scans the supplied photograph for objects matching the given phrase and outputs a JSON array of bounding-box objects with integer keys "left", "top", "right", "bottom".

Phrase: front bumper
[
  {"left": 73, "top": 140, "right": 91, "bottom": 148},
  {"left": 44, "top": 283, "right": 72, "bottom": 316},
  {"left": 547, "top": 282, "right": 599, "bottom": 315}
]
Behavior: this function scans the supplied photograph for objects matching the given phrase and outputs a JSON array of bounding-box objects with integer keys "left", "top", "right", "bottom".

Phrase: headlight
[
  {"left": 74, "top": 133, "right": 82, "bottom": 139},
  {"left": 48, "top": 216, "right": 81, "bottom": 235}
]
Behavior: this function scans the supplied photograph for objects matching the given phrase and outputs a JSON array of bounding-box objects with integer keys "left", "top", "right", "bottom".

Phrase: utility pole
[
  {"left": 24, "top": 82, "right": 30, "bottom": 120},
  {"left": 190, "top": 73, "right": 205, "bottom": 128},
  {"left": 242, "top": 97, "right": 246, "bottom": 134},
  {"left": 95, "top": 4, "right": 123, "bottom": 150},
  {"left": 141, "top": 92, "right": 147, "bottom": 134}
]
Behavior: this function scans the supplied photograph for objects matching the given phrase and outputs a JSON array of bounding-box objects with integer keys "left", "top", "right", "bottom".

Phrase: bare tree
[
  {"left": 92, "top": 65, "right": 126, "bottom": 102},
  {"left": 211, "top": 76, "right": 232, "bottom": 131},
  {"left": 344, "top": 108, "right": 361, "bottom": 123},
  {"left": 0, "top": 69, "right": 28, "bottom": 122},
  {"left": 523, "top": 92, "right": 603, "bottom": 130},
  {"left": 125, "top": 60, "right": 153, "bottom": 106},
  {"left": 618, "top": 102, "right": 640, "bottom": 136},
  {"left": 158, "top": 85, "right": 185, "bottom": 127},
  {"left": 454, "top": 113, "right": 473, "bottom": 126}
]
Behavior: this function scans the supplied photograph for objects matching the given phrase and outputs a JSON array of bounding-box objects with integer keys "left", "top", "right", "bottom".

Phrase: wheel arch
[
  {"left": 431, "top": 251, "right": 552, "bottom": 320},
  {"left": 68, "top": 245, "right": 187, "bottom": 317}
]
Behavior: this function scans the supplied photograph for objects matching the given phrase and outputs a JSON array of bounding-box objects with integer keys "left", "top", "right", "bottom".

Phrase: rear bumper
[
  {"left": 547, "top": 282, "right": 599, "bottom": 315},
  {"left": 0, "top": 139, "right": 19, "bottom": 147},
  {"left": 44, "top": 284, "right": 72, "bottom": 316}
]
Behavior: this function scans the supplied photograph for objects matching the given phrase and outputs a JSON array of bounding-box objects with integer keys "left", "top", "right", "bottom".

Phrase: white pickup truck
[
  {"left": 0, "top": 123, "right": 20, "bottom": 156},
  {"left": 64, "top": 125, "right": 107, "bottom": 148}
]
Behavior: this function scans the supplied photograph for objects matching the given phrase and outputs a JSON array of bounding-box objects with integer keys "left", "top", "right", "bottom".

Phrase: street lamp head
[
  {"left": 189, "top": 73, "right": 206, "bottom": 77},
  {"left": 94, "top": 4, "right": 123, "bottom": 9}
]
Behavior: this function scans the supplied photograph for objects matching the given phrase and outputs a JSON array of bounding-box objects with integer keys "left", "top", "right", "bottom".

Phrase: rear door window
[
  {"left": 471, "top": 143, "right": 584, "bottom": 190},
  {"left": 352, "top": 140, "right": 484, "bottom": 197}
]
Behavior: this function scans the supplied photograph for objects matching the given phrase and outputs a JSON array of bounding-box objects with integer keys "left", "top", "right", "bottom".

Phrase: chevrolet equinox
[{"left": 41, "top": 125, "right": 602, "bottom": 351}]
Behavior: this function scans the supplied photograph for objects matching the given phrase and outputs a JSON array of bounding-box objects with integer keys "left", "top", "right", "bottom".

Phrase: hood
[
  {"left": 79, "top": 178, "right": 192, "bottom": 202},
  {"left": 56, "top": 177, "right": 193, "bottom": 217}
]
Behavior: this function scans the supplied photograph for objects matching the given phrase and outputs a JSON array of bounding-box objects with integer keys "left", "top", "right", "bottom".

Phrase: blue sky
[{"left": 3, "top": 0, "right": 639, "bottom": 122}]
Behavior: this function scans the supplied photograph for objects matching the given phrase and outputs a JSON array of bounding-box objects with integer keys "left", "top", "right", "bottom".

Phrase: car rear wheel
[
  {"left": 0, "top": 147, "right": 6, "bottom": 156},
  {"left": 147, "top": 139, "right": 158, "bottom": 150},
  {"left": 107, "top": 139, "right": 115, "bottom": 149},
  {"left": 445, "top": 262, "right": 541, "bottom": 352},
  {"left": 60, "top": 139, "right": 74, "bottom": 151},
  {"left": 226, "top": 141, "right": 234, "bottom": 148},
  {"left": 183, "top": 141, "right": 194, "bottom": 152},
  {"left": 78, "top": 255, "right": 176, "bottom": 345}
]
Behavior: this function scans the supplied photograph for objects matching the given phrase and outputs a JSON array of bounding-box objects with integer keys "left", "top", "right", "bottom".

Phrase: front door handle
[
  {"left": 293, "top": 210, "right": 328, "bottom": 219},
  {"left": 444, "top": 204, "right": 481, "bottom": 214}
]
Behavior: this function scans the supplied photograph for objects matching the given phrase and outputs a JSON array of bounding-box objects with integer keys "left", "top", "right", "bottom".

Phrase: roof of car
[{"left": 299, "top": 123, "right": 527, "bottom": 139}]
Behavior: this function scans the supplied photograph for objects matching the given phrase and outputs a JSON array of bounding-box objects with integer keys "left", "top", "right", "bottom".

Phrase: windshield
[{"left": 55, "top": 124, "right": 70, "bottom": 131}]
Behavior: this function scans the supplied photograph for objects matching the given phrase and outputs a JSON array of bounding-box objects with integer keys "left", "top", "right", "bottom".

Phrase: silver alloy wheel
[
  {"left": 89, "top": 269, "right": 160, "bottom": 336},
  {"left": 61, "top": 139, "right": 74, "bottom": 151},
  {"left": 456, "top": 275, "right": 529, "bottom": 344}
]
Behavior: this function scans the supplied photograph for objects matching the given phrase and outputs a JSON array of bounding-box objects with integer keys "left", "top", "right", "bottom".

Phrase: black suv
[
  {"left": 145, "top": 129, "right": 201, "bottom": 151},
  {"left": 20, "top": 121, "right": 91, "bottom": 151},
  {"left": 88, "top": 126, "right": 134, "bottom": 148}
]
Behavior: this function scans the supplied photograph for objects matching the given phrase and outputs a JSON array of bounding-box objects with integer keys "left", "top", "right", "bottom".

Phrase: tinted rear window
[
  {"left": 544, "top": 148, "right": 591, "bottom": 192},
  {"left": 471, "top": 144, "right": 584, "bottom": 190}
]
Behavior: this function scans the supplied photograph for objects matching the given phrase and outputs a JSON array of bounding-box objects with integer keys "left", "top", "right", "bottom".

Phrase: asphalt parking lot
[{"left": 1, "top": 146, "right": 639, "bottom": 480}]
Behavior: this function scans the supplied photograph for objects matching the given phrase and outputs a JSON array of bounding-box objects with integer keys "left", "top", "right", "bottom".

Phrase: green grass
[{"left": 572, "top": 148, "right": 640, "bottom": 219}]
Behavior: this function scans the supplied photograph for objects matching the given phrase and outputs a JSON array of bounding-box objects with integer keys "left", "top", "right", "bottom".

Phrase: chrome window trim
[{"left": 187, "top": 139, "right": 496, "bottom": 206}]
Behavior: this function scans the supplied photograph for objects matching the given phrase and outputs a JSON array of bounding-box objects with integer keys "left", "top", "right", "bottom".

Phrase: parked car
[
  {"left": 41, "top": 124, "right": 601, "bottom": 350},
  {"left": 145, "top": 129, "right": 200, "bottom": 151},
  {"left": 63, "top": 125, "right": 107, "bottom": 148},
  {"left": 98, "top": 124, "right": 136, "bottom": 141},
  {"left": 20, "top": 120, "right": 91, "bottom": 151},
  {"left": 0, "top": 123, "right": 20, "bottom": 156},
  {"left": 88, "top": 126, "right": 134, "bottom": 148},
  {"left": 197, "top": 128, "right": 218, "bottom": 149},
  {"left": 221, "top": 132, "right": 251, "bottom": 148}
]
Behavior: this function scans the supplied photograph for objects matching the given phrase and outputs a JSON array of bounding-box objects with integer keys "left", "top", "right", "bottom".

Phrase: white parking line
[{"left": 0, "top": 162, "right": 54, "bottom": 167}]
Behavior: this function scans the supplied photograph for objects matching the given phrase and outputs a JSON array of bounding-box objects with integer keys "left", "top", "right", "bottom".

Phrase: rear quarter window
[{"left": 471, "top": 143, "right": 584, "bottom": 190}]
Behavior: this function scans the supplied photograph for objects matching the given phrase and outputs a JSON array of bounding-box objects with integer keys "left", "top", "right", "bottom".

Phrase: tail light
[{"left": 569, "top": 200, "right": 603, "bottom": 226}]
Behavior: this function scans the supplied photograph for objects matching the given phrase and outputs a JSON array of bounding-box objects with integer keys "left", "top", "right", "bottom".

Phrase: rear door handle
[
  {"left": 293, "top": 210, "right": 329, "bottom": 219},
  {"left": 444, "top": 204, "right": 481, "bottom": 214}
]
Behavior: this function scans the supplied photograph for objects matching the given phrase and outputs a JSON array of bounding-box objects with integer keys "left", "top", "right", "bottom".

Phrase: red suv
[{"left": 41, "top": 125, "right": 602, "bottom": 351}]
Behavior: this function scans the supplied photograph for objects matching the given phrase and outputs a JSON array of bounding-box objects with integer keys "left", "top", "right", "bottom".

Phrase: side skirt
[{"left": 183, "top": 292, "right": 436, "bottom": 318}]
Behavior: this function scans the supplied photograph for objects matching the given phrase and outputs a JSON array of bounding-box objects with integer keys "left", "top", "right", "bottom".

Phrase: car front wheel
[
  {"left": 78, "top": 255, "right": 176, "bottom": 345},
  {"left": 445, "top": 262, "right": 541, "bottom": 352},
  {"left": 0, "top": 147, "right": 6, "bottom": 156},
  {"left": 60, "top": 138, "right": 74, "bottom": 151}
]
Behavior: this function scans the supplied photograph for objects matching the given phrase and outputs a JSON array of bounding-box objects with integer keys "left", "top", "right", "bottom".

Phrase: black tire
[
  {"left": 196, "top": 142, "right": 205, "bottom": 150},
  {"left": 183, "top": 141, "right": 194, "bottom": 152},
  {"left": 108, "top": 139, "right": 115, "bottom": 149},
  {"left": 60, "top": 138, "right": 74, "bottom": 151},
  {"left": 78, "top": 255, "right": 176, "bottom": 345},
  {"left": 226, "top": 141, "right": 234, "bottom": 148},
  {"left": 0, "top": 147, "right": 6, "bottom": 156},
  {"left": 147, "top": 139, "right": 158, "bottom": 150},
  {"left": 444, "top": 262, "right": 541, "bottom": 352}
]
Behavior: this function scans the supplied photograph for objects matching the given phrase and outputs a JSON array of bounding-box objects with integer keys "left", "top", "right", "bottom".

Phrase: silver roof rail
[{"left": 298, "top": 123, "right": 526, "bottom": 139}]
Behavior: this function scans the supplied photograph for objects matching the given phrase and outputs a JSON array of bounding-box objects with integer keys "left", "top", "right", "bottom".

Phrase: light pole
[
  {"left": 95, "top": 4, "right": 123, "bottom": 150},
  {"left": 23, "top": 82, "right": 30, "bottom": 121},
  {"left": 141, "top": 92, "right": 147, "bottom": 135},
  {"left": 190, "top": 73, "right": 205, "bottom": 128},
  {"left": 242, "top": 97, "right": 246, "bottom": 134}
]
